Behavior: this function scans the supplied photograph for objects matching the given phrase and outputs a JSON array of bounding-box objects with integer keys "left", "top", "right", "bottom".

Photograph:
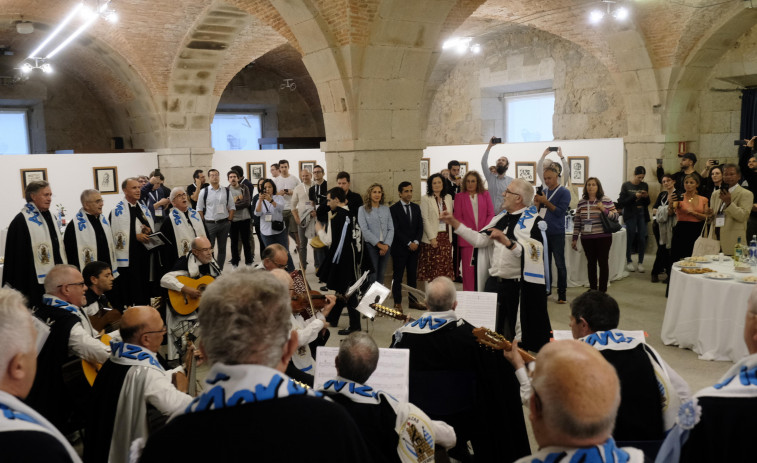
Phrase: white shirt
[
  {"left": 69, "top": 323, "right": 110, "bottom": 364},
  {"left": 197, "top": 185, "right": 235, "bottom": 221},
  {"left": 141, "top": 355, "right": 194, "bottom": 415},
  {"left": 291, "top": 182, "right": 314, "bottom": 217},
  {"left": 273, "top": 175, "right": 301, "bottom": 210}
]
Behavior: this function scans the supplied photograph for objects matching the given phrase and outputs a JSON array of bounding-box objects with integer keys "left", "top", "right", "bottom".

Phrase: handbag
[
  {"left": 263, "top": 201, "right": 285, "bottom": 231},
  {"left": 599, "top": 211, "right": 622, "bottom": 234},
  {"left": 692, "top": 220, "right": 720, "bottom": 257}
]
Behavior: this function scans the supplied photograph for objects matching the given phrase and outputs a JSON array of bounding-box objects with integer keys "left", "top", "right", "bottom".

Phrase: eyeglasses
[
  {"left": 174, "top": 193, "right": 187, "bottom": 198},
  {"left": 505, "top": 189, "right": 520, "bottom": 196},
  {"left": 274, "top": 261, "right": 288, "bottom": 269},
  {"left": 89, "top": 199, "right": 104, "bottom": 204},
  {"left": 58, "top": 281, "right": 86, "bottom": 288},
  {"left": 195, "top": 247, "right": 212, "bottom": 252},
  {"left": 143, "top": 325, "right": 167, "bottom": 335}
]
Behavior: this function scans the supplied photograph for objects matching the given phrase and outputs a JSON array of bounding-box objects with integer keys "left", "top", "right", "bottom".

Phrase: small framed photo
[
  {"left": 93, "top": 167, "right": 119, "bottom": 194},
  {"left": 459, "top": 162, "right": 468, "bottom": 177},
  {"left": 299, "top": 160, "right": 316, "bottom": 174},
  {"left": 568, "top": 156, "right": 589, "bottom": 185},
  {"left": 20, "top": 168, "right": 48, "bottom": 198},
  {"left": 515, "top": 162, "right": 536, "bottom": 184},
  {"left": 247, "top": 162, "right": 266, "bottom": 183},
  {"left": 420, "top": 158, "right": 430, "bottom": 180}
]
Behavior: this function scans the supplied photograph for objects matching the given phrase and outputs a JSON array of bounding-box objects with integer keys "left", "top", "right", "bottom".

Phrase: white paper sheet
[
  {"left": 355, "top": 282, "right": 391, "bottom": 318},
  {"left": 314, "top": 346, "right": 410, "bottom": 402},
  {"left": 454, "top": 291, "right": 498, "bottom": 330}
]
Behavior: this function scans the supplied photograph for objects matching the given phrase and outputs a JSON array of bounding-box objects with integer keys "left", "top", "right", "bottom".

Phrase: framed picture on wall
[
  {"left": 515, "top": 162, "right": 536, "bottom": 185},
  {"left": 299, "top": 160, "right": 316, "bottom": 174},
  {"left": 459, "top": 162, "right": 468, "bottom": 177},
  {"left": 93, "top": 167, "right": 119, "bottom": 194},
  {"left": 420, "top": 158, "right": 430, "bottom": 180},
  {"left": 19, "top": 168, "right": 48, "bottom": 198},
  {"left": 568, "top": 156, "right": 589, "bottom": 185},
  {"left": 247, "top": 162, "right": 266, "bottom": 183}
]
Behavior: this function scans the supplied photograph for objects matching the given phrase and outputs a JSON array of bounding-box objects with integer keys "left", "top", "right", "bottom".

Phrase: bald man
[
  {"left": 259, "top": 243, "right": 290, "bottom": 271},
  {"left": 26, "top": 265, "right": 110, "bottom": 434},
  {"left": 657, "top": 284, "right": 757, "bottom": 462},
  {"left": 85, "top": 306, "right": 191, "bottom": 463},
  {"left": 514, "top": 341, "right": 644, "bottom": 463},
  {"left": 0, "top": 288, "right": 81, "bottom": 462},
  {"left": 160, "top": 236, "right": 221, "bottom": 361},
  {"left": 270, "top": 268, "right": 335, "bottom": 387}
]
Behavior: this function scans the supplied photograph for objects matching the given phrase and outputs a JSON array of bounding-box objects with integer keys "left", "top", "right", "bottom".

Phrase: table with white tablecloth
[
  {"left": 661, "top": 260, "right": 752, "bottom": 362},
  {"left": 551, "top": 228, "right": 628, "bottom": 288}
]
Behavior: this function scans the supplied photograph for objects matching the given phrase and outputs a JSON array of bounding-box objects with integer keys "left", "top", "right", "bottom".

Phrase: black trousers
[
  {"left": 325, "top": 293, "right": 360, "bottom": 330},
  {"left": 484, "top": 276, "right": 520, "bottom": 339},
  {"left": 651, "top": 221, "right": 671, "bottom": 276},
  {"left": 391, "top": 248, "right": 420, "bottom": 305}
]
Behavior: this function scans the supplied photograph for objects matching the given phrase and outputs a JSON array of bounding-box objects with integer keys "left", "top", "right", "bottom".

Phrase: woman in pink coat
[{"left": 453, "top": 170, "right": 495, "bottom": 290}]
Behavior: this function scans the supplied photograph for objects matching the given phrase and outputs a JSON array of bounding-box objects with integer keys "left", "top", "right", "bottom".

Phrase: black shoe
[
  {"left": 320, "top": 285, "right": 328, "bottom": 291},
  {"left": 651, "top": 274, "right": 659, "bottom": 283},
  {"left": 338, "top": 328, "right": 359, "bottom": 336}
]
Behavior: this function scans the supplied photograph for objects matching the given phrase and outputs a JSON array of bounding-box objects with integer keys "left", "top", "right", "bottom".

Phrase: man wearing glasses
[
  {"left": 85, "top": 305, "right": 192, "bottom": 463},
  {"left": 160, "top": 236, "right": 220, "bottom": 361},
  {"left": 259, "top": 243, "right": 291, "bottom": 272},
  {"left": 440, "top": 178, "right": 551, "bottom": 352},
  {"left": 64, "top": 189, "right": 119, "bottom": 276},
  {"left": 26, "top": 264, "right": 111, "bottom": 435}
]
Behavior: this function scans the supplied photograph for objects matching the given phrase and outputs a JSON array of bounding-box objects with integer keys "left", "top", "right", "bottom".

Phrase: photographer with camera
[
  {"left": 737, "top": 136, "right": 757, "bottom": 239},
  {"left": 481, "top": 136, "right": 514, "bottom": 213}
]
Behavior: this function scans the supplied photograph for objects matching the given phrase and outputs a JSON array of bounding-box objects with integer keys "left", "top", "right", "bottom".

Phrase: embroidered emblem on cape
[
  {"left": 83, "top": 247, "right": 94, "bottom": 264},
  {"left": 400, "top": 416, "right": 435, "bottom": 463},
  {"left": 676, "top": 398, "right": 701, "bottom": 430},
  {"left": 37, "top": 244, "right": 51, "bottom": 264},
  {"left": 115, "top": 231, "right": 126, "bottom": 250},
  {"left": 181, "top": 239, "right": 190, "bottom": 256}
]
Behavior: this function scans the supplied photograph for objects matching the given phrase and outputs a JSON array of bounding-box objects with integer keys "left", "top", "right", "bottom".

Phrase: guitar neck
[
  {"left": 472, "top": 327, "right": 536, "bottom": 363},
  {"left": 369, "top": 303, "right": 412, "bottom": 322}
]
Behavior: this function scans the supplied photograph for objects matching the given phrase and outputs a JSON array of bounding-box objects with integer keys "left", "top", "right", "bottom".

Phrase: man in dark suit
[{"left": 389, "top": 181, "right": 424, "bottom": 310}]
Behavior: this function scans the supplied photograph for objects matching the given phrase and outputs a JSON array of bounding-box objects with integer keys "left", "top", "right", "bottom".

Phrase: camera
[
  {"left": 712, "top": 159, "right": 720, "bottom": 165},
  {"left": 735, "top": 140, "right": 744, "bottom": 146},
  {"left": 548, "top": 147, "right": 559, "bottom": 152},
  {"left": 491, "top": 137, "right": 502, "bottom": 144}
]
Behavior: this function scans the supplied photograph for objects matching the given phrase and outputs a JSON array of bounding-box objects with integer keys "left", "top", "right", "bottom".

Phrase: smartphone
[
  {"left": 491, "top": 137, "right": 502, "bottom": 144},
  {"left": 548, "top": 147, "right": 559, "bottom": 152},
  {"left": 735, "top": 140, "right": 744, "bottom": 146},
  {"left": 712, "top": 159, "right": 720, "bottom": 165},
  {"left": 656, "top": 158, "right": 663, "bottom": 165}
]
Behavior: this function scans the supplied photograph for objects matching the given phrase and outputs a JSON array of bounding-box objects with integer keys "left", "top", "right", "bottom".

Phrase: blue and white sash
[
  {"left": 73, "top": 208, "right": 118, "bottom": 276},
  {"left": 321, "top": 377, "right": 437, "bottom": 463},
  {"left": 176, "top": 363, "right": 322, "bottom": 420},
  {"left": 515, "top": 438, "right": 644, "bottom": 463},
  {"left": 21, "top": 202, "right": 66, "bottom": 283},
  {"left": 169, "top": 207, "right": 205, "bottom": 258},
  {"left": 514, "top": 205, "right": 547, "bottom": 286},
  {"left": 110, "top": 200, "right": 154, "bottom": 267},
  {"left": 0, "top": 391, "right": 81, "bottom": 462},
  {"left": 392, "top": 310, "right": 461, "bottom": 344},
  {"left": 109, "top": 341, "right": 164, "bottom": 372}
]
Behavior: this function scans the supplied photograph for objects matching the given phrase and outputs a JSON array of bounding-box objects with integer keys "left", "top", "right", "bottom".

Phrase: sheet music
[
  {"left": 455, "top": 291, "right": 497, "bottom": 330},
  {"left": 552, "top": 329, "right": 647, "bottom": 342},
  {"left": 355, "top": 282, "right": 391, "bottom": 318},
  {"left": 143, "top": 231, "right": 169, "bottom": 250},
  {"left": 345, "top": 271, "right": 369, "bottom": 297},
  {"left": 314, "top": 346, "right": 410, "bottom": 402}
]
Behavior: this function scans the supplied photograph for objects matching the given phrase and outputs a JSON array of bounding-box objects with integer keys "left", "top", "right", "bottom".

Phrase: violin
[{"left": 291, "top": 290, "right": 330, "bottom": 318}]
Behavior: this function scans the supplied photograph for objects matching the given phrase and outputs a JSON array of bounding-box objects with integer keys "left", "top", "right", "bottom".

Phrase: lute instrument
[
  {"left": 369, "top": 303, "right": 413, "bottom": 322},
  {"left": 167, "top": 275, "right": 215, "bottom": 315},
  {"left": 472, "top": 327, "right": 536, "bottom": 363}
]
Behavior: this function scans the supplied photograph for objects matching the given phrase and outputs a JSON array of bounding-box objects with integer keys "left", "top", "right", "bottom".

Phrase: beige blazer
[
  {"left": 709, "top": 185, "right": 753, "bottom": 254},
  {"left": 420, "top": 194, "right": 454, "bottom": 244}
]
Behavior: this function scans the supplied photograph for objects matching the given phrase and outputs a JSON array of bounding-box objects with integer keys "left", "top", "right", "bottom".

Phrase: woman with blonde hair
[
  {"left": 453, "top": 170, "right": 495, "bottom": 290},
  {"left": 357, "top": 183, "right": 394, "bottom": 285}
]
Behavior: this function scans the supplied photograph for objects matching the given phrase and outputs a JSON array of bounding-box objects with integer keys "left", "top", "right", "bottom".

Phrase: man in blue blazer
[{"left": 389, "top": 182, "right": 425, "bottom": 310}]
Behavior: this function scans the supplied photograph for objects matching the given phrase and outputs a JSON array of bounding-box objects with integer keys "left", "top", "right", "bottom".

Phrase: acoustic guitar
[
  {"left": 81, "top": 334, "right": 112, "bottom": 386},
  {"left": 472, "top": 327, "right": 536, "bottom": 363},
  {"left": 168, "top": 275, "right": 215, "bottom": 315}
]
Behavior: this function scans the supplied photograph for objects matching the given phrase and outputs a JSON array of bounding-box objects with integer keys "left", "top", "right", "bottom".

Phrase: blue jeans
[
  {"left": 261, "top": 228, "right": 295, "bottom": 272},
  {"left": 365, "top": 244, "right": 389, "bottom": 286},
  {"left": 547, "top": 233, "right": 567, "bottom": 299},
  {"left": 625, "top": 213, "right": 648, "bottom": 263}
]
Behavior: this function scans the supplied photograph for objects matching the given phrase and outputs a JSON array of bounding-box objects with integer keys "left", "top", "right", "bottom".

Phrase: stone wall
[
  {"left": 0, "top": 73, "right": 114, "bottom": 153},
  {"left": 426, "top": 26, "right": 626, "bottom": 146},
  {"left": 697, "top": 22, "right": 757, "bottom": 161},
  {"left": 217, "top": 65, "right": 325, "bottom": 139}
]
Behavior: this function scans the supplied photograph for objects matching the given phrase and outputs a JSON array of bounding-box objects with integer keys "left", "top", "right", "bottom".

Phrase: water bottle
[{"left": 749, "top": 235, "right": 757, "bottom": 265}]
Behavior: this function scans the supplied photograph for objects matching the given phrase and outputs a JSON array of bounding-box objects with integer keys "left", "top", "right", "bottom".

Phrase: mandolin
[
  {"left": 472, "top": 327, "right": 536, "bottom": 363},
  {"left": 168, "top": 275, "right": 215, "bottom": 315},
  {"left": 369, "top": 303, "right": 413, "bottom": 322}
]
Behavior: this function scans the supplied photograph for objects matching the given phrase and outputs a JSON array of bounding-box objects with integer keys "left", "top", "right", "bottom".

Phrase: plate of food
[
  {"left": 686, "top": 256, "right": 712, "bottom": 263},
  {"left": 704, "top": 273, "right": 733, "bottom": 280},
  {"left": 681, "top": 267, "right": 715, "bottom": 274},
  {"left": 734, "top": 263, "right": 752, "bottom": 273},
  {"left": 675, "top": 261, "right": 699, "bottom": 269},
  {"left": 738, "top": 275, "right": 757, "bottom": 284}
]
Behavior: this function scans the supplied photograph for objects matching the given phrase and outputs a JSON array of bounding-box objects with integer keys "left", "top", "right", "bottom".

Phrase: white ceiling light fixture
[
  {"left": 589, "top": 0, "right": 631, "bottom": 24},
  {"left": 442, "top": 37, "right": 482, "bottom": 55},
  {"left": 21, "top": 0, "right": 118, "bottom": 72}
]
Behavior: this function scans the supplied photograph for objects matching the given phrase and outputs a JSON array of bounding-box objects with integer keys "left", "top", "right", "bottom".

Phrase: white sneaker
[
  {"left": 626, "top": 262, "right": 636, "bottom": 272},
  {"left": 637, "top": 263, "right": 645, "bottom": 273}
]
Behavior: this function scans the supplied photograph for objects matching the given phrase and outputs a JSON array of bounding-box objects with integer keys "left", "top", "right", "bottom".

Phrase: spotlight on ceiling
[
  {"left": 589, "top": 1, "right": 630, "bottom": 24},
  {"left": 589, "top": 10, "right": 605, "bottom": 24},
  {"left": 442, "top": 37, "right": 481, "bottom": 55},
  {"left": 16, "top": 22, "right": 34, "bottom": 35},
  {"left": 613, "top": 6, "right": 629, "bottom": 20}
]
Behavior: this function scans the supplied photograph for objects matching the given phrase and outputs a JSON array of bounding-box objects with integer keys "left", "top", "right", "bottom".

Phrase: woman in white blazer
[{"left": 417, "top": 173, "right": 454, "bottom": 283}]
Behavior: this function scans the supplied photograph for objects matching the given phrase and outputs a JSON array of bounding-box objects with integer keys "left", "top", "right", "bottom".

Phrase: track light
[{"left": 589, "top": 1, "right": 630, "bottom": 24}]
